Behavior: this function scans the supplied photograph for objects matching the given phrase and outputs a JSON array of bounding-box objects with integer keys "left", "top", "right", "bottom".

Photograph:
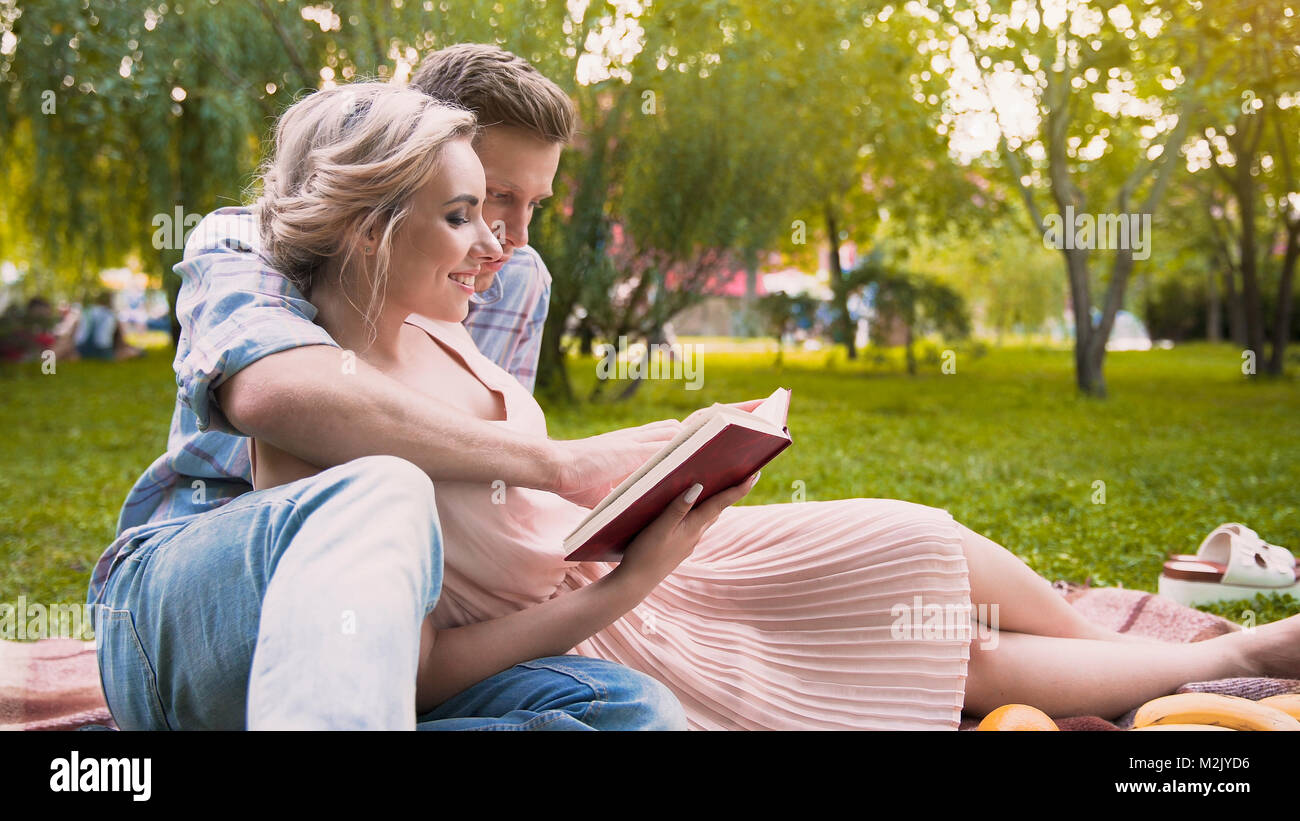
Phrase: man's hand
[
  {"left": 678, "top": 398, "right": 765, "bottom": 433},
  {"left": 552, "top": 420, "right": 681, "bottom": 508},
  {"left": 553, "top": 399, "right": 766, "bottom": 508}
]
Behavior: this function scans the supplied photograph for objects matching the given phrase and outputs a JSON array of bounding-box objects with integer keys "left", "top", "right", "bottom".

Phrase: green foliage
[
  {"left": 755, "top": 291, "right": 819, "bottom": 338},
  {"left": 754, "top": 290, "right": 818, "bottom": 363},
  {"left": 910, "top": 220, "right": 1066, "bottom": 340},
  {"left": 846, "top": 253, "right": 971, "bottom": 372},
  {"left": 0, "top": 0, "right": 298, "bottom": 298},
  {"left": 915, "top": 0, "right": 1220, "bottom": 393},
  {"left": 1196, "top": 593, "right": 1300, "bottom": 628},
  {"left": 2, "top": 0, "right": 1295, "bottom": 395}
]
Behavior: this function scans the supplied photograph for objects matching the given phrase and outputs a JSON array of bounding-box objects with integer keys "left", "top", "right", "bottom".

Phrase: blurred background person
[{"left": 74, "top": 291, "right": 117, "bottom": 361}]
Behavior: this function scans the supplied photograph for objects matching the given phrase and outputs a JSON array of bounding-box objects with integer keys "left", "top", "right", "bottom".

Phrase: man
[{"left": 88, "top": 45, "right": 684, "bottom": 730}]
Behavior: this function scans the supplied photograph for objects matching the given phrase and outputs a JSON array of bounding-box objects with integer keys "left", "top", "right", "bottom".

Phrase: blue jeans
[{"left": 91, "top": 455, "right": 685, "bottom": 731}]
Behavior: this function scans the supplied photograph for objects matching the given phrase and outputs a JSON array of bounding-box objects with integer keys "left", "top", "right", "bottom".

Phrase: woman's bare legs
[
  {"left": 958, "top": 524, "right": 1174, "bottom": 642},
  {"left": 962, "top": 614, "right": 1300, "bottom": 719}
]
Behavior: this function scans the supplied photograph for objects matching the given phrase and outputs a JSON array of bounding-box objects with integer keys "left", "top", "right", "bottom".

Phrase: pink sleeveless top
[{"left": 401, "top": 314, "right": 602, "bottom": 629}]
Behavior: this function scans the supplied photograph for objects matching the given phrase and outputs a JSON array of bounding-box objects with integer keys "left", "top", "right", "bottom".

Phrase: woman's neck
[{"left": 310, "top": 277, "right": 407, "bottom": 370}]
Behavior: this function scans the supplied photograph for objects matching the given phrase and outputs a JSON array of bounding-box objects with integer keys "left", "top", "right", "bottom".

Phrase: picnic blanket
[
  {"left": 3, "top": 585, "right": 1297, "bottom": 731},
  {"left": 0, "top": 637, "right": 113, "bottom": 731}
]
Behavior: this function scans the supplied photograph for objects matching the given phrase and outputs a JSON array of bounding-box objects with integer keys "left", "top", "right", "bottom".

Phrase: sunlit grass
[{"left": 2, "top": 342, "right": 1297, "bottom": 625}]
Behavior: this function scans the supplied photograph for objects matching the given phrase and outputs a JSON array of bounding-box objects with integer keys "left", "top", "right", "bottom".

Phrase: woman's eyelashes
[{"left": 446, "top": 210, "right": 470, "bottom": 227}]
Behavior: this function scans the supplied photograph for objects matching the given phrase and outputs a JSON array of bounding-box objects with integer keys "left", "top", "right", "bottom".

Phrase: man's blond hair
[{"left": 410, "top": 43, "right": 575, "bottom": 144}]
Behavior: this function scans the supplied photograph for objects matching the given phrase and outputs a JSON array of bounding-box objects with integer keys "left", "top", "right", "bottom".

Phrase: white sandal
[
  {"left": 1169, "top": 523, "right": 1297, "bottom": 568},
  {"left": 1158, "top": 524, "right": 1300, "bottom": 607}
]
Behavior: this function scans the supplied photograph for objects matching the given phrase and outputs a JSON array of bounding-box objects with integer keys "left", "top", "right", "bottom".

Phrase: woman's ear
[{"left": 348, "top": 217, "right": 383, "bottom": 256}]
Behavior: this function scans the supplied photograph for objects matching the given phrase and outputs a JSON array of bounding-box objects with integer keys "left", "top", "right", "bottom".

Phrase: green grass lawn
[{"left": 2, "top": 342, "right": 1298, "bottom": 624}]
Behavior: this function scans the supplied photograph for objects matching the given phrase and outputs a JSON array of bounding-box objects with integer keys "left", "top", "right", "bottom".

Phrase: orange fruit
[{"left": 976, "top": 704, "right": 1059, "bottom": 731}]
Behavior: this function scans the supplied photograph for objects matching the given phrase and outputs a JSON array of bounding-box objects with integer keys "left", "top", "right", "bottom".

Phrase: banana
[
  {"left": 1131, "top": 724, "right": 1235, "bottom": 731},
  {"left": 1259, "top": 694, "right": 1300, "bottom": 721},
  {"left": 1134, "top": 693, "right": 1300, "bottom": 731}
]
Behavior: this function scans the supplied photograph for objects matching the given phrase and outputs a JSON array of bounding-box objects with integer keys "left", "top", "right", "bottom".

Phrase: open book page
[
  {"left": 565, "top": 413, "right": 735, "bottom": 551},
  {"left": 578, "top": 403, "right": 725, "bottom": 524},
  {"left": 751, "top": 387, "right": 791, "bottom": 428},
  {"left": 568, "top": 387, "right": 790, "bottom": 535},
  {"left": 563, "top": 398, "right": 794, "bottom": 558}
]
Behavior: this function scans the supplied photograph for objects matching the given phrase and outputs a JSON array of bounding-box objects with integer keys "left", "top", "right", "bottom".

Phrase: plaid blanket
[
  {"left": 4, "top": 584, "right": 1298, "bottom": 731},
  {"left": 0, "top": 637, "right": 112, "bottom": 731}
]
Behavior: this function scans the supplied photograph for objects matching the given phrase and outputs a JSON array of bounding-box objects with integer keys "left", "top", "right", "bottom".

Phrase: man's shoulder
[
  {"left": 184, "top": 206, "right": 260, "bottom": 258},
  {"left": 504, "top": 245, "right": 552, "bottom": 288}
]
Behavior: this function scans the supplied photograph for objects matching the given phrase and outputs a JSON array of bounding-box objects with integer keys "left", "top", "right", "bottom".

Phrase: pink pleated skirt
[{"left": 563, "top": 498, "right": 973, "bottom": 730}]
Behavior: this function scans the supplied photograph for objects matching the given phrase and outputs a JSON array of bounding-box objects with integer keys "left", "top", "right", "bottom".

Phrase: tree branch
[{"left": 250, "top": 0, "right": 316, "bottom": 91}]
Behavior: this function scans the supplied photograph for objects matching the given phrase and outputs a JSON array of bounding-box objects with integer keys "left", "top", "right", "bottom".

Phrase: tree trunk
[
  {"left": 577, "top": 316, "right": 595, "bottom": 356},
  {"left": 903, "top": 323, "right": 916, "bottom": 376},
  {"left": 825, "top": 205, "right": 855, "bottom": 360},
  {"left": 1063, "top": 248, "right": 1106, "bottom": 396},
  {"left": 1237, "top": 173, "right": 1268, "bottom": 366},
  {"left": 1267, "top": 223, "right": 1299, "bottom": 375},
  {"left": 163, "top": 248, "right": 183, "bottom": 347},
  {"left": 616, "top": 324, "right": 668, "bottom": 403},
  {"left": 1223, "top": 265, "right": 1246, "bottom": 346},
  {"left": 535, "top": 305, "right": 574, "bottom": 403},
  {"left": 1080, "top": 343, "right": 1108, "bottom": 398},
  {"left": 1206, "top": 265, "right": 1222, "bottom": 343},
  {"left": 742, "top": 251, "right": 760, "bottom": 338}
]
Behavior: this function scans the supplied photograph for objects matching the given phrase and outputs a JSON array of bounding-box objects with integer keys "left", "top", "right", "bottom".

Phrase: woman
[{"left": 252, "top": 81, "right": 1300, "bottom": 730}]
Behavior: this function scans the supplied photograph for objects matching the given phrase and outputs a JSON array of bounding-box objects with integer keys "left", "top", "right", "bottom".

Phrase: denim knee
[
  {"left": 615, "top": 669, "right": 687, "bottom": 731},
  {"left": 518, "top": 656, "right": 687, "bottom": 731},
  {"left": 286, "top": 454, "right": 442, "bottom": 590},
  {"left": 333, "top": 454, "right": 433, "bottom": 495}
]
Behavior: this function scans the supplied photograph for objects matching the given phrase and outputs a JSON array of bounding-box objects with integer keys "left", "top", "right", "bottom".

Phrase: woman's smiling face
[{"left": 385, "top": 136, "right": 503, "bottom": 323}]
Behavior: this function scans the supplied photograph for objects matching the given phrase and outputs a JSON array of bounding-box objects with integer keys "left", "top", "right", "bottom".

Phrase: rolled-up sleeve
[{"left": 174, "top": 207, "right": 338, "bottom": 434}]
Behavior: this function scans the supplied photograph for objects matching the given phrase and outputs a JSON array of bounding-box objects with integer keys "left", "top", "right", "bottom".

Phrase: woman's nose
[{"left": 476, "top": 218, "right": 503, "bottom": 259}]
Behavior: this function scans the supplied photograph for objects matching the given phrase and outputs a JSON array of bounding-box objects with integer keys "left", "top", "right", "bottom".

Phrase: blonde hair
[
  {"left": 410, "top": 43, "right": 575, "bottom": 144},
  {"left": 254, "top": 81, "right": 478, "bottom": 341}
]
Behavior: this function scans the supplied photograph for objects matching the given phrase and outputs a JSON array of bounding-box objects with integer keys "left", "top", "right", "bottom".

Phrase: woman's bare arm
[{"left": 413, "top": 474, "right": 760, "bottom": 712}]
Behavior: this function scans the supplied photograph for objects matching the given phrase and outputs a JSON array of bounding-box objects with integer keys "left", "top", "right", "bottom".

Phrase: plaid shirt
[
  {"left": 89, "top": 207, "right": 550, "bottom": 601},
  {"left": 463, "top": 245, "right": 550, "bottom": 393}
]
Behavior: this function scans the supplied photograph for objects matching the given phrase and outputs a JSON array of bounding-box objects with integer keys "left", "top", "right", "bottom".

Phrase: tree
[
  {"left": 851, "top": 256, "right": 970, "bottom": 375},
  {"left": 0, "top": 0, "right": 325, "bottom": 338},
  {"left": 919, "top": 0, "right": 1214, "bottom": 396},
  {"left": 0, "top": 0, "right": 588, "bottom": 342},
  {"left": 755, "top": 291, "right": 819, "bottom": 365},
  {"left": 763, "top": 1, "right": 977, "bottom": 361},
  {"left": 1184, "top": 1, "right": 1300, "bottom": 375},
  {"left": 910, "top": 217, "right": 1065, "bottom": 342}
]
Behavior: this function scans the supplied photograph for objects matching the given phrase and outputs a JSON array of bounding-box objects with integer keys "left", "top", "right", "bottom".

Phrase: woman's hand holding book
[{"left": 609, "top": 472, "right": 761, "bottom": 593}]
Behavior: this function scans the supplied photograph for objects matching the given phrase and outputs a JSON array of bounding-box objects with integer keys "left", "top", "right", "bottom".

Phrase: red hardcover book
[{"left": 564, "top": 388, "right": 792, "bottom": 562}]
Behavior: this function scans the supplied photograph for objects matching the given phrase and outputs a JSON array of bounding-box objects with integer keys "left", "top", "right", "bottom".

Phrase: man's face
[{"left": 471, "top": 125, "right": 563, "bottom": 289}]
